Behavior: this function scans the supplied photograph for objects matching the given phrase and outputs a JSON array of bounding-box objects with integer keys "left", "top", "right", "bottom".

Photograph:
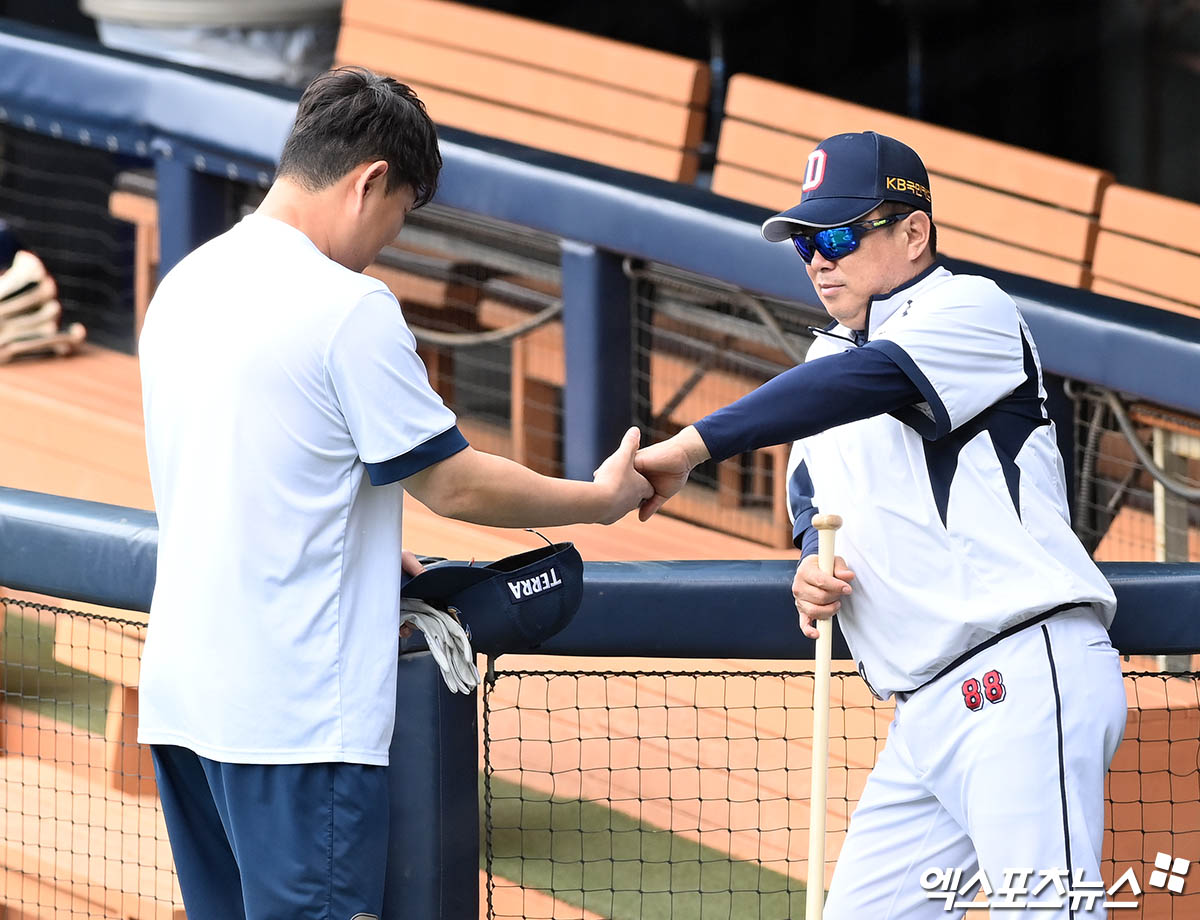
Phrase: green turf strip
[
  {"left": 2, "top": 605, "right": 112, "bottom": 735},
  {"left": 481, "top": 773, "right": 810, "bottom": 920}
]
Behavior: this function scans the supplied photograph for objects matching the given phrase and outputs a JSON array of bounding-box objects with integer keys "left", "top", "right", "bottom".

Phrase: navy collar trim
[
  {"left": 869, "top": 261, "right": 945, "bottom": 307},
  {"left": 865, "top": 261, "right": 948, "bottom": 340},
  {"left": 807, "top": 261, "right": 946, "bottom": 348}
]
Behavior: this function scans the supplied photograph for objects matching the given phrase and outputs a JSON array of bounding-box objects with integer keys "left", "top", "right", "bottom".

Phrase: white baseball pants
[{"left": 823, "top": 606, "right": 1127, "bottom": 919}]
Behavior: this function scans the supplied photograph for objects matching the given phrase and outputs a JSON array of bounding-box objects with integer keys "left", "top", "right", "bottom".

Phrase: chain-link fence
[
  {"left": 1, "top": 595, "right": 183, "bottom": 919},
  {"left": 629, "top": 263, "right": 825, "bottom": 548},
  {"left": 379, "top": 205, "right": 566, "bottom": 476},
  {"left": 482, "top": 663, "right": 1200, "bottom": 920},
  {"left": 1073, "top": 383, "right": 1200, "bottom": 563}
]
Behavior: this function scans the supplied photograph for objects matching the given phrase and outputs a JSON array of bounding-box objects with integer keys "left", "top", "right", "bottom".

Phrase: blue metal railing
[{"left": 2, "top": 487, "right": 1198, "bottom": 657}]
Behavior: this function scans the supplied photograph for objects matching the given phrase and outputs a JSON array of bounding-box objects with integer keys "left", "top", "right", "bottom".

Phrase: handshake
[{"left": 592, "top": 425, "right": 710, "bottom": 525}]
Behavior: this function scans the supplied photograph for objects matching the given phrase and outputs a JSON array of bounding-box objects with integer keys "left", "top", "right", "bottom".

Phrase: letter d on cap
[{"left": 801, "top": 150, "right": 827, "bottom": 192}]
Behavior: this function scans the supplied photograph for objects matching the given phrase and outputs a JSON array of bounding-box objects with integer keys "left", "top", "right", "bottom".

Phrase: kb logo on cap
[
  {"left": 885, "top": 175, "right": 931, "bottom": 201},
  {"left": 507, "top": 567, "right": 563, "bottom": 601}
]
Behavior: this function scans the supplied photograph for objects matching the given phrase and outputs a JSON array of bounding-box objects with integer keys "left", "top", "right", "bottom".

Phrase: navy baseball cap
[
  {"left": 761, "top": 131, "right": 933, "bottom": 241},
  {"left": 402, "top": 542, "right": 583, "bottom": 654}
]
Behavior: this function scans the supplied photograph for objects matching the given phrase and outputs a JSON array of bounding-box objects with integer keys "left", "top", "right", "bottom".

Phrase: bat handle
[
  {"left": 806, "top": 512, "right": 842, "bottom": 920},
  {"left": 813, "top": 513, "right": 842, "bottom": 579}
]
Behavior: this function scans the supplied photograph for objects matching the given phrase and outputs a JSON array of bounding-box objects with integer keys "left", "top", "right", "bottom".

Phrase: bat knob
[{"left": 812, "top": 514, "right": 843, "bottom": 531}]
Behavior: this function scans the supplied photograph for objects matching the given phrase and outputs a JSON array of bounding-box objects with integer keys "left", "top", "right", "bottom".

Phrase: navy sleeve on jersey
[
  {"left": 693, "top": 344, "right": 925, "bottom": 463},
  {"left": 364, "top": 425, "right": 469, "bottom": 485},
  {"left": 870, "top": 339, "right": 952, "bottom": 440},
  {"left": 788, "top": 459, "right": 821, "bottom": 556}
]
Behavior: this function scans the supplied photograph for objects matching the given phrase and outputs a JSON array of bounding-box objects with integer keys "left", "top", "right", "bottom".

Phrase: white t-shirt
[
  {"left": 785, "top": 265, "right": 1116, "bottom": 698},
  {"left": 137, "top": 213, "right": 466, "bottom": 765}
]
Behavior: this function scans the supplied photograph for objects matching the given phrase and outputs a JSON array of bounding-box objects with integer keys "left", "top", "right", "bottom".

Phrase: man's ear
[
  {"left": 353, "top": 160, "right": 390, "bottom": 210},
  {"left": 907, "top": 210, "right": 932, "bottom": 260}
]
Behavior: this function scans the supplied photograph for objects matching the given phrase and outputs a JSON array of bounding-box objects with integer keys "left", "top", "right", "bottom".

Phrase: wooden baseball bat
[{"left": 806, "top": 512, "right": 842, "bottom": 920}]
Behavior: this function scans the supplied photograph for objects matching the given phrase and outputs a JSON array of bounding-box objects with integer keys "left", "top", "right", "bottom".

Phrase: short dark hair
[
  {"left": 277, "top": 66, "right": 442, "bottom": 208},
  {"left": 878, "top": 200, "right": 937, "bottom": 258}
]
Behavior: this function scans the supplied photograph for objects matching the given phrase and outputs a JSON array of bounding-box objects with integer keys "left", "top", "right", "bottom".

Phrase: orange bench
[
  {"left": 52, "top": 612, "right": 157, "bottom": 798},
  {"left": 1091, "top": 184, "right": 1200, "bottom": 321},
  {"left": 0, "top": 346, "right": 151, "bottom": 509},
  {"left": 711, "top": 75, "right": 1113, "bottom": 288},
  {"left": 336, "top": 0, "right": 710, "bottom": 183},
  {"left": 115, "top": 3, "right": 708, "bottom": 326}
]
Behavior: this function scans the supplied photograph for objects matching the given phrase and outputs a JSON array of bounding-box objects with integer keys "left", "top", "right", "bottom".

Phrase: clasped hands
[
  {"left": 584, "top": 424, "right": 711, "bottom": 523},
  {"left": 588, "top": 425, "right": 711, "bottom": 525},
  {"left": 629, "top": 425, "right": 710, "bottom": 522},
  {"left": 619, "top": 425, "right": 855, "bottom": 638}
]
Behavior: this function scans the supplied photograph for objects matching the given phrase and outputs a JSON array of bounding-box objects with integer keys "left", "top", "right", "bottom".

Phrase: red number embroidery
[
  {"left": 961, "top": 678, "right": 984, "bottom": 711},
  {"left": 962, "top": 671, "right": 1006, "bottom": 711},
  {"left": 983, "top": 669, "right": 1006, "bottom": 704}
]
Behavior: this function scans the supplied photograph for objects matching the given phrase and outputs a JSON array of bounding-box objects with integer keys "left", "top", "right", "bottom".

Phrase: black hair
[
  {"left": 878, "top": 200, "right": 937, "bottom": 258},
  {"left": 277, "top": 66, "right": 441, "bottom": 208}
]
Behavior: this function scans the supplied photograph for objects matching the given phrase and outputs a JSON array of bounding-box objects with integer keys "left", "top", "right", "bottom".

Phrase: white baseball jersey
[
  {"left": 694, "top": 264, "right": 1116, "bottom": 699},
  {"left": 138, "top": 213, "right": 466, "bottom": 765},
  {"left": 793, "top": 265, "right": 1115, "bottom": 697}
]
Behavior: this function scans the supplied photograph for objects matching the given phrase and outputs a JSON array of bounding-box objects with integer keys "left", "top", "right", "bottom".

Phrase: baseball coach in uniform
[
  {"left": 634, "top": 131, "right": 1127, "bottom": 918},
  {"left": 137, "top": 66, "right": 652, "bottom": 920}
]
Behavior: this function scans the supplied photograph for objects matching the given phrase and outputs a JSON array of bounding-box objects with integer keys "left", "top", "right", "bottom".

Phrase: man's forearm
[
  {"left": 444, "top": 451, "right": 608, "bottom": 526},
  {"left": 672, "top": 426, "right": 711, "bottom": 470},
  {"left": 404, "top": 447, "right": 607, "bottom": 527},
  {"left": 693, "top": 346, "right": 922, "bottom": 462}
]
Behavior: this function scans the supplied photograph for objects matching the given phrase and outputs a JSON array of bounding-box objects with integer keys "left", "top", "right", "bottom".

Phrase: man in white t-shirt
[
  {"left": 633, "top": 132, "right": 1126, "bottom": 917},
  {"left": 138, "top": 66, "right": 652, "bottom": 920}
]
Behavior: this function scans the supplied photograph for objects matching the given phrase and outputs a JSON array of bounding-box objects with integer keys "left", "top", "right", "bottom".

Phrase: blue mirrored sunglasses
[{"left": 791, "top": 211, "right": 916, "bottom": 263}]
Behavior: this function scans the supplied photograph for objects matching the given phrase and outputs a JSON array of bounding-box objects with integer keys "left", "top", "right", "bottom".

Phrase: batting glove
[{"left": 400, "top": 597, "right": 482, "bottom": 694}]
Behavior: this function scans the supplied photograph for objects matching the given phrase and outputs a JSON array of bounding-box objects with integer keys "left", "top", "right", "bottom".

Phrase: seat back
[
  {"left": 336, "top": 0, "right": 710, "bottom": 182},
  {"left": 1091, "top": 184, "right": 1200, "bottom": 319},
  {"left": 712, "top": 75, "right": 1113, "bottom": 287}
]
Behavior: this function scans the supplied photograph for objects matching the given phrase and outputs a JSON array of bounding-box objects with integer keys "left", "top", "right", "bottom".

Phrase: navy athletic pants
[{"left": 151, "top": 745, "right": 389, "bottom": 920}]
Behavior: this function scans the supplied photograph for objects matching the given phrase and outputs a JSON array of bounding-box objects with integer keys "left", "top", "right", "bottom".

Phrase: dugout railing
[
  {"left": 2, "top": 487, "right": 1200, "bottom": 918},
  {"left": 3, "top": 19, "right": 1200, "bottom": 463}
]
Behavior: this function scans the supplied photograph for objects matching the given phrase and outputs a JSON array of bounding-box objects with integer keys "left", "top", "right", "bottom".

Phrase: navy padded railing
[{"left": 2, "top": 488, "right": 1197, "bottom": 658}]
